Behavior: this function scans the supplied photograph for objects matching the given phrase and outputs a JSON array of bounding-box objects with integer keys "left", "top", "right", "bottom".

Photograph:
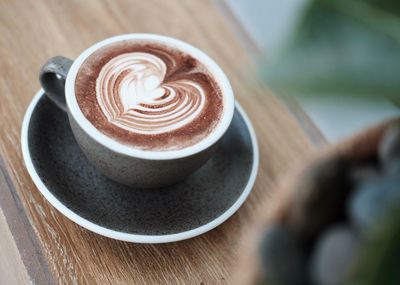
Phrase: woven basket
[{"left": 234, "top": 118, "right": 399, "bottom": 285}]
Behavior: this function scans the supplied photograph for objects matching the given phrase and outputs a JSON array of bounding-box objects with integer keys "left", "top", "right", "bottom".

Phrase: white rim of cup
[
  {"left": 65, "top": 34, "right": 235, "bottom": 160},
  {"left": 21, "top": 90, "right": 259, "bottom": 243}
]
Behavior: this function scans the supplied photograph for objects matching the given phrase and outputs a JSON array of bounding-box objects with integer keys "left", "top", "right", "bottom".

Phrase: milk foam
[{"left": 96, "top": 52, "right": 206, "bottom": 134}]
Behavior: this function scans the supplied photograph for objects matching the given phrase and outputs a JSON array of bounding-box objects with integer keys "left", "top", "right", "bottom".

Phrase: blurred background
[
  {"left": 220, "top": 0, "right": 400, "bottom": 142},
  {"left": 222, "top": 1, "right": 400, "bottom": 284}
]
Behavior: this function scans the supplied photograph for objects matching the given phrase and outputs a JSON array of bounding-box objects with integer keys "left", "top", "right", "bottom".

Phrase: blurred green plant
[
  {"left": 260, "top": 2, "right": 400, "bottom": 284},
  {"left": 262, "top": 0, "right": 400, "bottom": 100},
  {"left": 352, "top": 205, "right": 400, "bottom": 285}
]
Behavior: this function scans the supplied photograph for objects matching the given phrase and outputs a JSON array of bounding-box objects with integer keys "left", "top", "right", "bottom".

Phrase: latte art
[
  {"left": 96, "top": 52, "right": 205, "bottom": 134},
  {"left": 75, "top": 40, "right": 224, "bottom": 151}
]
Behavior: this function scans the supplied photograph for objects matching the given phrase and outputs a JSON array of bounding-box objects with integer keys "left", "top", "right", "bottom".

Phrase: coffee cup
[{"left": 39, "top": 34, "right": 235, "bottom": 188}]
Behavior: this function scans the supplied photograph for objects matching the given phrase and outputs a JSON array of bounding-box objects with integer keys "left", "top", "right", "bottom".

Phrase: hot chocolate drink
[{"left": 75, "top": 40, "right": 224, "bottom": 151}]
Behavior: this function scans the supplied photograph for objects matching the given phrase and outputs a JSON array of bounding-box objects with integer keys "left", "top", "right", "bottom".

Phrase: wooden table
[{"left": 0, "top": 1, "right": 316, "bottom": 284}]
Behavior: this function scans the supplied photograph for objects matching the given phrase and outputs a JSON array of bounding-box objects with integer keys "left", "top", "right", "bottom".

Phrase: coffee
[{"left": 75, "top": 40, "right": 224, "bottom": 151}]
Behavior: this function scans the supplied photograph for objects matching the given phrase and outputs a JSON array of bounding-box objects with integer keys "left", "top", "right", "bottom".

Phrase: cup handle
[{"left": 39, "top": 56, "right": 73, "bottom": 112}]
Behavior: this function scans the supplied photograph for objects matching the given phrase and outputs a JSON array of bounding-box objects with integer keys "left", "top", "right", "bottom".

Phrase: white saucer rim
[{"left": 21, "top": 89, "right": 259, "bottom": 243}]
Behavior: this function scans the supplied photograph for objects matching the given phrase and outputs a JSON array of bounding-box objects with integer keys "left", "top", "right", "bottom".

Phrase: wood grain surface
[
  {"left": 0, "top": 208, "right": 31, "bottom": 285},
  {"left": 0, "top": 0, "right": 315, "bottom": 284}
]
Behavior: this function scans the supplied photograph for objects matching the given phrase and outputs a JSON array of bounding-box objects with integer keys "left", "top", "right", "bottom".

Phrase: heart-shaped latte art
[{"left": 96, "top": 52, "right": 206, "bottom": 135}]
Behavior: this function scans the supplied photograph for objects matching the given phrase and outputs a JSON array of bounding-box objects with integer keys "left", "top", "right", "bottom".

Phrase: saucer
[{"left": 21, "top": 90, "right": 259, "bottom": 243}]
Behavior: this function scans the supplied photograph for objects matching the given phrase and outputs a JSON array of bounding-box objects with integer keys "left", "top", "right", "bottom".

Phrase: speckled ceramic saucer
[{"left": 21, "top": 90, "right": 259, "bottom": 243}]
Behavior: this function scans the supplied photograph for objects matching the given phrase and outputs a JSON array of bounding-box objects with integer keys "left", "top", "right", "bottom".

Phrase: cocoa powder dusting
[{"left": 75, "top": 40, "right": 224, "bottom": 151}]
